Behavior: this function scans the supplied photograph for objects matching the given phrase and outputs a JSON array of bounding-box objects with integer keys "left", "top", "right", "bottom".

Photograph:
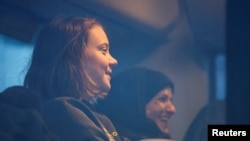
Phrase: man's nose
[{"left": 166, "top": 103, "right": 176, "bottom": 114}]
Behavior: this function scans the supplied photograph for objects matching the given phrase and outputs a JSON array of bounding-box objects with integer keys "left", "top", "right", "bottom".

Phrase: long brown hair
[{"left": 24, "top": 16, "right": 104, "bottom": 102}]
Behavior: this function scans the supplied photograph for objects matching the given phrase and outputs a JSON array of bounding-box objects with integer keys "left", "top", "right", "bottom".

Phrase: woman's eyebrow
[
  {"left": 99, "top": 42, "right": 108, "bottom": 47},
  {"left": 99, "top": 43, "right": 109, "bottom": 49}
]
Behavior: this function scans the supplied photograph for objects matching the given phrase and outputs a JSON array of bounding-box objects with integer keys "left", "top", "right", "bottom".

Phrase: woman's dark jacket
[{"left": 42, "top": 97, "right": 125, "bottom": 141}]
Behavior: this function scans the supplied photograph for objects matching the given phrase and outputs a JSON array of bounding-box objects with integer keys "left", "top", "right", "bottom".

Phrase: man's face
[{"left": 146, "top": 87, "right": 176, "bottom": 134}]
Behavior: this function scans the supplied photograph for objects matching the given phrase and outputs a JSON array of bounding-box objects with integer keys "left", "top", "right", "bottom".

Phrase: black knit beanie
[{"left": 138, "top": 68, "right": 174, "bottom": 108}]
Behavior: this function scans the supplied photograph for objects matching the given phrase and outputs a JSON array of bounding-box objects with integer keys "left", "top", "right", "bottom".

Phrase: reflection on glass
[{"left": 215, "top": 54, "right": 226, "bottom": 100}]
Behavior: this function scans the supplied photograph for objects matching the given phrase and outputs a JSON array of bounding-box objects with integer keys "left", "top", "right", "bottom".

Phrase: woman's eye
[{"left": 101, "top": 48, "right": 108, "bottom": 54}]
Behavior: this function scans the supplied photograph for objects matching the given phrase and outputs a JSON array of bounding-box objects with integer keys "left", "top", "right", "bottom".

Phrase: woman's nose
[{"left": 109, "top": 54, "right": 118, "bottom": 67}]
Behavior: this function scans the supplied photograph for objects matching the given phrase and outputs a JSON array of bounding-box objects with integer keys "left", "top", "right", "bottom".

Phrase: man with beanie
[{"left": 97, "top": 67, "right": 176, "bottom": 141}]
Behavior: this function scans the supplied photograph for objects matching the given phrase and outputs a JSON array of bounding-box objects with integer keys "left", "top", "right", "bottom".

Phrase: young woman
[
  {"left": 24, "top": 16, "right": 127, "bottom": 141},
  {"left": 97, "top": 67, "right": 176, "bottom": 141}
]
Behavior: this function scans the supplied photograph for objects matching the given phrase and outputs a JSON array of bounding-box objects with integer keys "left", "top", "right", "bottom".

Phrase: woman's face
[
  {"left": 83, "top": 25, "right": 118, "bottom": 96},
  {"left": 146, "top": 87, "right": 176, "bottom": 134}
]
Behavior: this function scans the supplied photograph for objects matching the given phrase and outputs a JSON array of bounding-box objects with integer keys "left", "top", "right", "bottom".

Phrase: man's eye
[{"left": 158, "top": 96, "right": 167, "bottom": 102}]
